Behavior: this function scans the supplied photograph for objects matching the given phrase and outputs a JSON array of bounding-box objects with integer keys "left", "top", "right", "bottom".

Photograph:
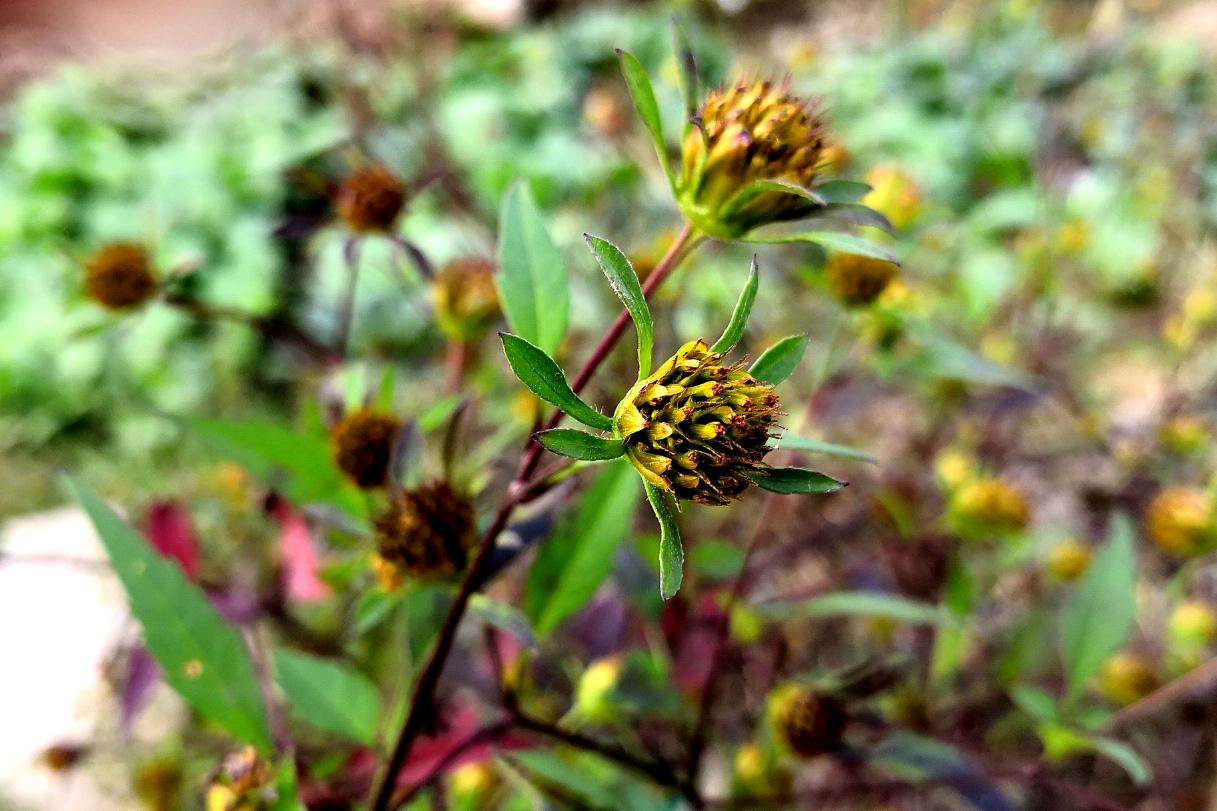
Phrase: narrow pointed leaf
[
  {"left": 500, "top": 333, "right": 613, "bottom": 432},
  {"left": 534, "top": 429, "right": 625, "bottom": 461},
  {"left": 746, "top": 231, "right": 899, "bottom": 264},
  {"left": 777, "top": 433, "right": 876, "bottom": 464},
  {"left": 1060, "top": 515, "right": 1136, "bottom": 701},
  {"left": 66, "top": 476, "right": 272, "bottom": 751},
  {"left": 760, "top": 591, "right": 942, "bottom": 624},
  {"left": 646, "top": 483, "right": 683, "bottom": 599},
  {"left": 748, "top": 466, "right": 846, "bottom": 495},
  {"left": 496, "top": 181, "right": 569, "bottom": 355},
  {"left": 272, "top": 649, "right": 382, "bottom": 745},
  {"left": 710, "top": 257, "right": 759, "bottom": 354},
  {"left": 812, "top": 179, "right": 872, "bottom": 204},
  {"left": 750, "top": 334, "right": 809, "bottom": 384},
  {"left": 723, "top": 178, "right": 825, "bottom": 218},
  {"left": 584, "top": 234, "right": 653, "bottom": 376},
  {"left": 617, "top": 49, "right": 673, "bottom": 184},
  {"left": 670, "top": 19, "right": 700, "bottom": 127}
]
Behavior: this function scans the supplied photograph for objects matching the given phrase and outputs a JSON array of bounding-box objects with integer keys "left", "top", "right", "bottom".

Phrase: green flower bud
[
  {"left": 677, "top": 79, "right": 828, "bottom": 239},
  {"left": 614, "top": 339, "right": 780, "bottom": 505}
]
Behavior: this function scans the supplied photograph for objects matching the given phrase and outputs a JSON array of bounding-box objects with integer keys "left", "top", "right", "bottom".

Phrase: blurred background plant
[{"left": 5, "top": 0, "right": 1217, "bottom": 810}]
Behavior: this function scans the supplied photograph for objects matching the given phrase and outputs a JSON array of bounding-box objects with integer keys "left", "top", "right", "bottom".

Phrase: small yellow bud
[
  {"left": 948, "top": 477, "right": 1030, "bottom": 536},
  {"left": 1097, "top": 652, "right": 1158, "bottom": 705},
  {"left": 1170, "top": 600, "right": 1217, "bottom": 647},
  {"left": 862, "top": 166, "right": 922, "bottom": 230},
  {"left": 1146, "top": 486, "right": 1216, "bottom": 556},
  {"left": 207, "top": 747, "right": 273, "bottom": 811},
  {"left": 934, "top": 449, "right": 975, "bottom": 491},
  {"left": 1046, "top": 540, "right": 1092, "bottom": 582}
]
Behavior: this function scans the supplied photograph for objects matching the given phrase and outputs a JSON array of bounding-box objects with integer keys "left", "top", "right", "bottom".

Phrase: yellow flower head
[
  {"left": 614, "top": 339, "right": 780, "bottom": 505},
  {"left": 825, "top": 252, "right": 898, "bottom": 307},
  {"left": 1146, "top": 486, "right": 1216, "bottom": 556},
  {"left": 677, "top": 79, "right": 828, "bottom": 238},
  {"left": 768, "top": 683, "right": 847, "bottom": 759},
  {"left": 1046, "top": 540, "right": 1092, "bottom": 582},
  {"left": 1097, "top": 652, "right": 1158, "bottom": 706},
  {"left": 949, "top": 477, "right": 1030, "bottom": 535}
]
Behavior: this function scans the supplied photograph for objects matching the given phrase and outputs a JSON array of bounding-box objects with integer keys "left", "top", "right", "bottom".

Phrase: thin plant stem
[
  {"left": 336, "top": 237, "right": 362, "bottom": 356},
  {"left": 368, "top": 222, "right": 700, "bottom": 811}
]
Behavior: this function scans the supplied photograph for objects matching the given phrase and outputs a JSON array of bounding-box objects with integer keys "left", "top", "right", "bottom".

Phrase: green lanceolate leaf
[
  {"left": 723, "top": 178, "right": 825, "bottom": 219},
  {"left": 584, "top": 234, "right": 653, "bottom": 376},
  {"left": 750, "top": 334, "right": 809, "bottom": 384},
  {"left": 646, "top": 482, "right": 683, "bottom": 599},
  {"left": 670, "top": 19, "right": 700, "bottom": 131},
  {"left": 710, "top": 257, "right": 759, "bottom": 354},
  {"left": 616, "top": 49, "right": 673, "bottom": 185},
  {"left": 812, "top": 179, "right": 872, "bottom": 204},
  {"left": 272, "top": 649, "right": 382, "bottom": 745},
  {"left": 761, "top": 591, "right": 942, "bottom": 625},
  {"left": 65, "top": 476, "right": 271, "bottom": 751},
  {"left": 749, "top": 466, "right": 846, "bottom": 495},
  {"left": 748, "top": 231, "right": 899, "bottom": 264},
  {"left": 496, "top": 181, "right": 570, "bottom": 355},
  {"left": 528, "top": 462, "right": 641, "bottom": 634},
  {"left": 1060, "top": 515, "right": 1136, "bottom": 701},
  {"left": 500, "top": 333, "right": 613, "bottom": 432},
  {"left": 776, "top": 433, "right": 876, "bottom": 464},
  {"left": 534, "top": 428, "right": 625, "bottom": 461}
]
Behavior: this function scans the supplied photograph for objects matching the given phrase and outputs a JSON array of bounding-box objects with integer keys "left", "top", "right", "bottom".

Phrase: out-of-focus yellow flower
[
  {"left": 433, "top": 257, "right": 500, "bottom": 342},
  {"left": 1046, "top": 540, "right": 1092, "bottom": 582},
  {"left": 1146, "top": 486, "right": 1216, "bottom": 556},
  {"left": 862, "top": 166, "right": 922, "bottom": 231},
  {"left": 1097, "top": 652, "right": 1158, "bottom": 705},
  {"left": 206, "top": 747, "right": 273, "bottom": 811},
  {"left": 1053, "top": 219, "right": 1090, "bottom": 255},
  {"left": 573, "top": 657, "right": 622, "bottom": 723},
  {"left": 768, "top": 683, "right": 847, "bottom": 758},
  {"left": 824, "top": 253, "right": 898, "bottom": 307},
  {"left": 1169, "top": 599, "right": 1217, "bottom": 648},
  {"left": 934, "top": 449, "right": 975, "bottom": 491},
  {"left": 450, "top": 761, "right": 497, "bottom": 797},
  {"left": 1160, "top": 416, "right": 1207, "bottom": 456},
  {"left": 949, "top": 477, "right": 1030, "bottom": 536}
]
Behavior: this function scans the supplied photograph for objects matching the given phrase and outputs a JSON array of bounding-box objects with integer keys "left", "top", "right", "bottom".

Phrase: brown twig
[{"left": 368, "top": 223, "right": 699, "bottom": 811}]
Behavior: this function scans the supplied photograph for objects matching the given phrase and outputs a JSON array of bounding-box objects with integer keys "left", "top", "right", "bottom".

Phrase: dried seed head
[
  {"left": 83, "top": 243, "right": 157, "bottom": 310},
  {"left": 1147, "top": 486, "right": 1216, "bottom": 556},
  {"left": 678, "top": 79, "right": 829, "bottom": 237},
  {"left": 433, "top": 257, "right": 500, "bottom": 341},
  {"left": 331, "top": 408, "right": 401, "bottom": 489},
  {"left": 768, "top": 684, "right": 847, "bottom": 758},
  {"left": 824, "top": 253, "right": 898, "bottom": 306},
  {"left": 615, "top": 339, "right": 779, "bottom": 505},
  {"left": 374, "top": 482, "right": 476, "bottom": 581},
  {"left": 949, "top": 477, "right": 1029, "bottom": 534},
  {"left": 336, "top": 165, "right": 406, "bottom": 233}
]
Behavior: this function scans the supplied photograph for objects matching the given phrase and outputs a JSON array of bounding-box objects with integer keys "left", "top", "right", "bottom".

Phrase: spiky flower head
[
  {"left": 768, "top": 684, "right": 847, "bottom": 759},
  {"left": 83, "top": 242, "right": 158, "bottom": 310},
  {"left": 433, "top": 257, "right": 500, "bottom": 341},
  {"left": 374, "top": 482, "right": 476, "bottom": 581},
  {"left": 331, "top": 408, "right": 401, "bottom": 489},
  {"left": 1146, "top": 486, "right": 1216, "bottom": 556},
  {"left": 677, "top": 79, "right": 827, "bottom": 238},
  {"left": 824, "top": 252, "right": 898, "bottom": 306},
  {"left": 336, "top": 165, "right": 406, "bottom": 233},
  {"left": 614, "top": 339, "right": 780, "bottom": 505}
]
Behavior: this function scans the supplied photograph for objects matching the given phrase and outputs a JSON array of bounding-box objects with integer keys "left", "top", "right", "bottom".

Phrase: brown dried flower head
[
  {"left": 614, "top": 339, "right": 780, "bottom": 505},
  {"left": 83, "top": 242, "right": 158, "bottom": 310},
  {"left": 768, "top": 684, "right": 847, "bottom": 758},
  {"left": 374, "top": 481, "right": 476, "bottom": 580},
  {"left": 336, "top": 165, "right": 406, "bottom": 233},
  {"left": 678, "top": 78, "right": 828, "bottom": 238},
  {"left": 825, "top": 252, "right": 898, "bottom": 306},
  {"left": 331, "top": 408, "right": 401, "bottom": 489},
  {"left": 433, "top": 257, "right": 501, "bottom": 341}
]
